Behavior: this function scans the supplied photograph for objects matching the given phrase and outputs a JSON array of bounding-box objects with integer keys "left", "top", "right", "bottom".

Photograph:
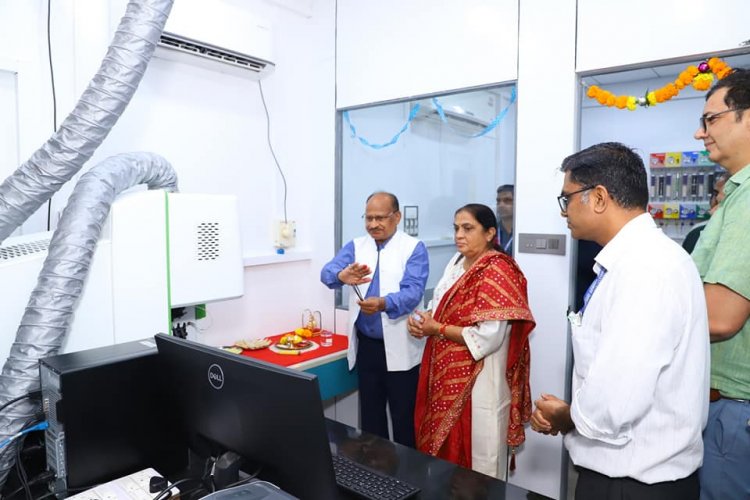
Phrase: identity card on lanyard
[{"left": 568, "top": 266, "right": 607, "bottom": 327}]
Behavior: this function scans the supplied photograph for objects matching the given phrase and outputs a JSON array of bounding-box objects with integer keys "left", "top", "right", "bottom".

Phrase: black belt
[{"left": 710, "top": 388, "right": 750, "bottom": 403}]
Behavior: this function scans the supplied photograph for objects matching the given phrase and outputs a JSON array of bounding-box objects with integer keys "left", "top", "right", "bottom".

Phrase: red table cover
[{"left": 240, "top": 332, "right": 348, "bottom": 367}]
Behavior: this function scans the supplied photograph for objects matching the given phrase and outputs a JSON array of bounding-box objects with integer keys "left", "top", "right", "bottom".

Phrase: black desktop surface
[{"left": 326, "top": 419, "right": 533, "bottom": 500}]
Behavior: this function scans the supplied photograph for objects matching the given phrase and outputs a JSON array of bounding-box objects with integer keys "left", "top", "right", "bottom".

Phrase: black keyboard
[{"left": 332, "top": 454, "right": 420, "bottom": 500}]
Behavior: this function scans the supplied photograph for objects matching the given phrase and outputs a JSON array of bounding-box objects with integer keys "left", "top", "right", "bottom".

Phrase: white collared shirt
[{"left": 564, "top": 213, "right": 710, "bottom": 483}]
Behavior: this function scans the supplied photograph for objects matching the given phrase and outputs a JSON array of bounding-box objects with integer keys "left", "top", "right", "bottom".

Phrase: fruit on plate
[
  {"left": 280, "top": 333, "right": 304, "bottom": 345},
  {"left": 294, "top": 327, "right": 313, "bottom": 338}
]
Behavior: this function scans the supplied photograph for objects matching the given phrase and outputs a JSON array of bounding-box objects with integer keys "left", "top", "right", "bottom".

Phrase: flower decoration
[{"left": 586, "top": 57, "right": 733, "bottom": 111}]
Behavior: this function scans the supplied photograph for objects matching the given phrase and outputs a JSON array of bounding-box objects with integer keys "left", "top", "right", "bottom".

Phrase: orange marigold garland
[{"left": 586, "top": 57, "right": 733, "bottom": 111}]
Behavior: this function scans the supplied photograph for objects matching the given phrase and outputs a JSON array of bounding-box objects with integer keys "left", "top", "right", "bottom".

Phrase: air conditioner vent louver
[
  {"left": 0, "top": 238, "right": 51, "bottom": 260},
  {"left": 158, "top": 34, "right": 272, "bottom": 76},
  {"left": 196, "top": 222, "right": 220, "bottom": 261}
]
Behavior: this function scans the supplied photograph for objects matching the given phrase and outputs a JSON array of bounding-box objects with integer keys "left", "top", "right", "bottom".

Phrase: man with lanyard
[
  {"left": 691, "top": 68, "right": 750, "bottom": 500},
  {"left": 530, "top": 143, "right": 709, "bottom": 500},
  {"left": 496, "top": 184, "right": 514, "bottom": 255},
  {"left": 321, "top": 191, "right": 429, "bottom": 447}
]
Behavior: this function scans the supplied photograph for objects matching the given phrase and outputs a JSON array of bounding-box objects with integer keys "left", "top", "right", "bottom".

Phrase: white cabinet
[{"left": 577, "top": 0, "right": 750, "bottom": 72}]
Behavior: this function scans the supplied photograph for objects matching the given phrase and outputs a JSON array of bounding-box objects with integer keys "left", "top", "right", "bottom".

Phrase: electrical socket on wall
[{"left": 274, "top": 220, "right": 296, "bottom": 248}]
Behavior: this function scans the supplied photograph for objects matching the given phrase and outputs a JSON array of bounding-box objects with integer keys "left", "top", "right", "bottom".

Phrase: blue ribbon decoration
[
  {"left": 432, "top": 86, "right": 517, "bottom": 138},
  {"left": 342, "top": 86, "right": 517, "bottom": 148},
  {"left": 343, "top": 103, "right": 421, "bottom": 150}
]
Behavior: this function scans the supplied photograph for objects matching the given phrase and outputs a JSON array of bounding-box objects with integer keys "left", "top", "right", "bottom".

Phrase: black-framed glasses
[
  {"left": 699, "top": 108, "right": 745, "bottom": 131},
  {"left": 362, "top": 212, "right": 395, "bottom": 223},
  {"left": 557, "top": 186, "right": 596, "bottom": 212}
]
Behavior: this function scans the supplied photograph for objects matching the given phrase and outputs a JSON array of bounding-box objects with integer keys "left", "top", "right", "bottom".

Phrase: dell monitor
[{"left": 154, "top": 333, "right": 341, "bottom": 499}]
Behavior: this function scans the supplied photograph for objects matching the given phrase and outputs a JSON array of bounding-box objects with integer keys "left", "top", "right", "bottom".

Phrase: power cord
[
  {"left": 0, "top": 390, "right": 42, "bottom": 415},
  {"left": 1, "top": 420, "right": 48, "bottom": 500},
  {"left": 4, "top": 471, "right": 55, "bottom": 500},
  {"left": 153, "top": 477, "right": 205, "bottom": 500},
  {"left": 46, "top": 0, "right": 58, "bottom": 231},
  {"left": 14, "top": 440, "right": 31, "bottom": 500},
  {"left": 258, "top": 80, "right": 288, "bottom": 223},
  {"left": 154, "top": 456, "right": 216, "bottom": 500}
]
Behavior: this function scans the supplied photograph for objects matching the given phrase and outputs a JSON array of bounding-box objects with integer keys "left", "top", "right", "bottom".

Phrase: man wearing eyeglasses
[
  {"left": 531, "top": 142, "right": 709, "bottom": 500},
  {"left": 320, "top": 191, "right": 429, "bottom": 447},
  {"left": 691, "top": 68, "right": 750, "bottom": 500}
]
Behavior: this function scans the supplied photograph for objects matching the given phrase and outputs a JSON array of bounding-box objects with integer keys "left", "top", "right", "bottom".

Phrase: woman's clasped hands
[{"left": 407, "top": 310, "right": 440, "bottom": 339}]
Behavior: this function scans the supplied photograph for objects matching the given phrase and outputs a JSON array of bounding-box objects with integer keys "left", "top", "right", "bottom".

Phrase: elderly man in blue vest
[{"left": 321, "top": 191, "right": 429, "bottom": 447}]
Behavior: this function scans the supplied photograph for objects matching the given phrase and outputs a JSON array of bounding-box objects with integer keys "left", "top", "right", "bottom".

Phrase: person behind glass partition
[
  {"left": 408, "top": 203, "right": 535, "bottom": 479},
  {"left": 495, "top": 184, "right": 514, "bottom": 256},
  {"left": 681, "top": 171, "right": 728, "bottom": 254}
]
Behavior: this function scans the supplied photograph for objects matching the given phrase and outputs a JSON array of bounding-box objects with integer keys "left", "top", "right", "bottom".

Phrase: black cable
[
  {"left": 46, "top": 0, "right": 57, "bottom": 131},
  {"left": 0, "top": 390, "right": 41, "bottom": 414},
  {"left": 5, "top": 471, "right": 55, "bottom": 500},
  {"left": 14, "top": 436, "right": 32, "bottom": 500},
  {"left": 46, "top": 0, "right": 58, "bottom": 231},
  {"left": 153, "top": 477, "right": 204, "bottom": 500},
  {"left": 258, "top": 80, "right": 288, "bottom": 223}
]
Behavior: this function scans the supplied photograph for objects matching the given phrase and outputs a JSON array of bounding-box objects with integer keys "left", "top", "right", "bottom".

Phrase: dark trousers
[
  {"left": 575, "top": 467, "right": 699, "bottom": 500},
  {"left": 356, "top": 332, "right": 420, "bottom": 447}
]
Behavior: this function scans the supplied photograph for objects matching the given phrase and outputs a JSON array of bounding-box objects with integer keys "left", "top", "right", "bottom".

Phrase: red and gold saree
[{"left": 414, "top": 251, "right": 535, "bottom": 469}]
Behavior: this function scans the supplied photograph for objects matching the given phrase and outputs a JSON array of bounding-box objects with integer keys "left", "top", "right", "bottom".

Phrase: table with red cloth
[{"left": 240, "top": 332, "right": 355, "bottom": 400}]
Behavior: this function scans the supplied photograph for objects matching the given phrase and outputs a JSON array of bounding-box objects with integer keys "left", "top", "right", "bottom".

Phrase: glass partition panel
[{"left": 336, "top": 85, "right": 517, "bottom": 308}]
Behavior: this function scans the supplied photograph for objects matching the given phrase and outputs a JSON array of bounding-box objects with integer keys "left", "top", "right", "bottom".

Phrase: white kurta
[{"left": 430, "top": 252, "right": 511, "bottom": 480}]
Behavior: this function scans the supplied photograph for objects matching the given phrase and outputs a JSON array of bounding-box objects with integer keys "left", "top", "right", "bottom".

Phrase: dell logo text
[{"left": 208, "top": 364, "right": 224, "bottom": 389}]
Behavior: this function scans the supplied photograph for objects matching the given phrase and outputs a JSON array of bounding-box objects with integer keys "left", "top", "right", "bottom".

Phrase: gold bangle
[{"left": 439, "top": 323, "right": 447, "bottom": 337}]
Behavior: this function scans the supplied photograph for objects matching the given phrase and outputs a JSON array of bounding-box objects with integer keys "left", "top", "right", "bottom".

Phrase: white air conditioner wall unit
[
  {"left": 413, "top": 91, "right": 499, "bottom": 136},
  {"left": 110, "top": 0, "right": 275, "bottom": 79}
]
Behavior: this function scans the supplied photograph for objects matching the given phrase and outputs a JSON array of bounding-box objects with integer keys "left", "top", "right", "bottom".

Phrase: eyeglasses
[
  {"left": 699, "top": 108, "right": 745, "bottom": 131},
  {"left": 362, "top": 212, "right": 395, "bottom": 223},
  {"left": 557, "top": 186, "right": 596, "bottom": 212}
]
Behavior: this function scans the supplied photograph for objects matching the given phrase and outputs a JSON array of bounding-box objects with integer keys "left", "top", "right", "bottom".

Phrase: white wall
[
  {"left": 336, "top": 0, "right": 518, "bottom": 108},
  {"left": 0, "top": 0, "right": 338, "bottom": 346},
  {"left": 577, "top": 0, "right": 750, "bottom": 72},
  {"left": 513, "top": 1, "right": 578, "bottom": 497}
]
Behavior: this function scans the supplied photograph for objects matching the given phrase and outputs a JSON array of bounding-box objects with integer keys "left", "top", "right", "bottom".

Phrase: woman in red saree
[{"left": 407, "top": 203, "right": 535, "bottom": 479}]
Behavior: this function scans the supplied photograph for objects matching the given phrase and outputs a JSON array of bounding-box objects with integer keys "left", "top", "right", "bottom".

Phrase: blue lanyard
[
  {"left": 503, "top": 236, "right": 513, "bottom": 253},
  {"left": 580, "top": 266, "right": 607, "bottom": 317}
]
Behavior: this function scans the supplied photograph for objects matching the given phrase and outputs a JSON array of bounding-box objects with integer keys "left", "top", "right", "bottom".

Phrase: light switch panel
[{"left": 518, "top": 233, "right": 566, "bottom": 255}]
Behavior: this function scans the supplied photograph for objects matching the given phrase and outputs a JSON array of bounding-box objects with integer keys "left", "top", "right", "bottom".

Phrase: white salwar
[{"left": 429, "top": 252, "right": 511, "bottom": 480}]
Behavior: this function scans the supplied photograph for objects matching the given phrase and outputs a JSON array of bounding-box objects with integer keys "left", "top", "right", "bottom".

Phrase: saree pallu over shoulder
[{"left": 415, "top": 251, "right": 536, "bottom": 465}]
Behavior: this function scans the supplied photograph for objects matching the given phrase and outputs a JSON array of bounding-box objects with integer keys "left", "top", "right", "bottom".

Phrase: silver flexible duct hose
[
  {"left": 0, "top": 152, "right": 178, "bottom": 489},
  {"left": 0, "top": 0, "right": 173, "bottom": 244}
]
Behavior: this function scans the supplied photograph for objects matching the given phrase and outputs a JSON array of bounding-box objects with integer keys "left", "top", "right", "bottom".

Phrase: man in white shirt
[{"left": 531, "top": 142, "right": 710, "bottom": 500}]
